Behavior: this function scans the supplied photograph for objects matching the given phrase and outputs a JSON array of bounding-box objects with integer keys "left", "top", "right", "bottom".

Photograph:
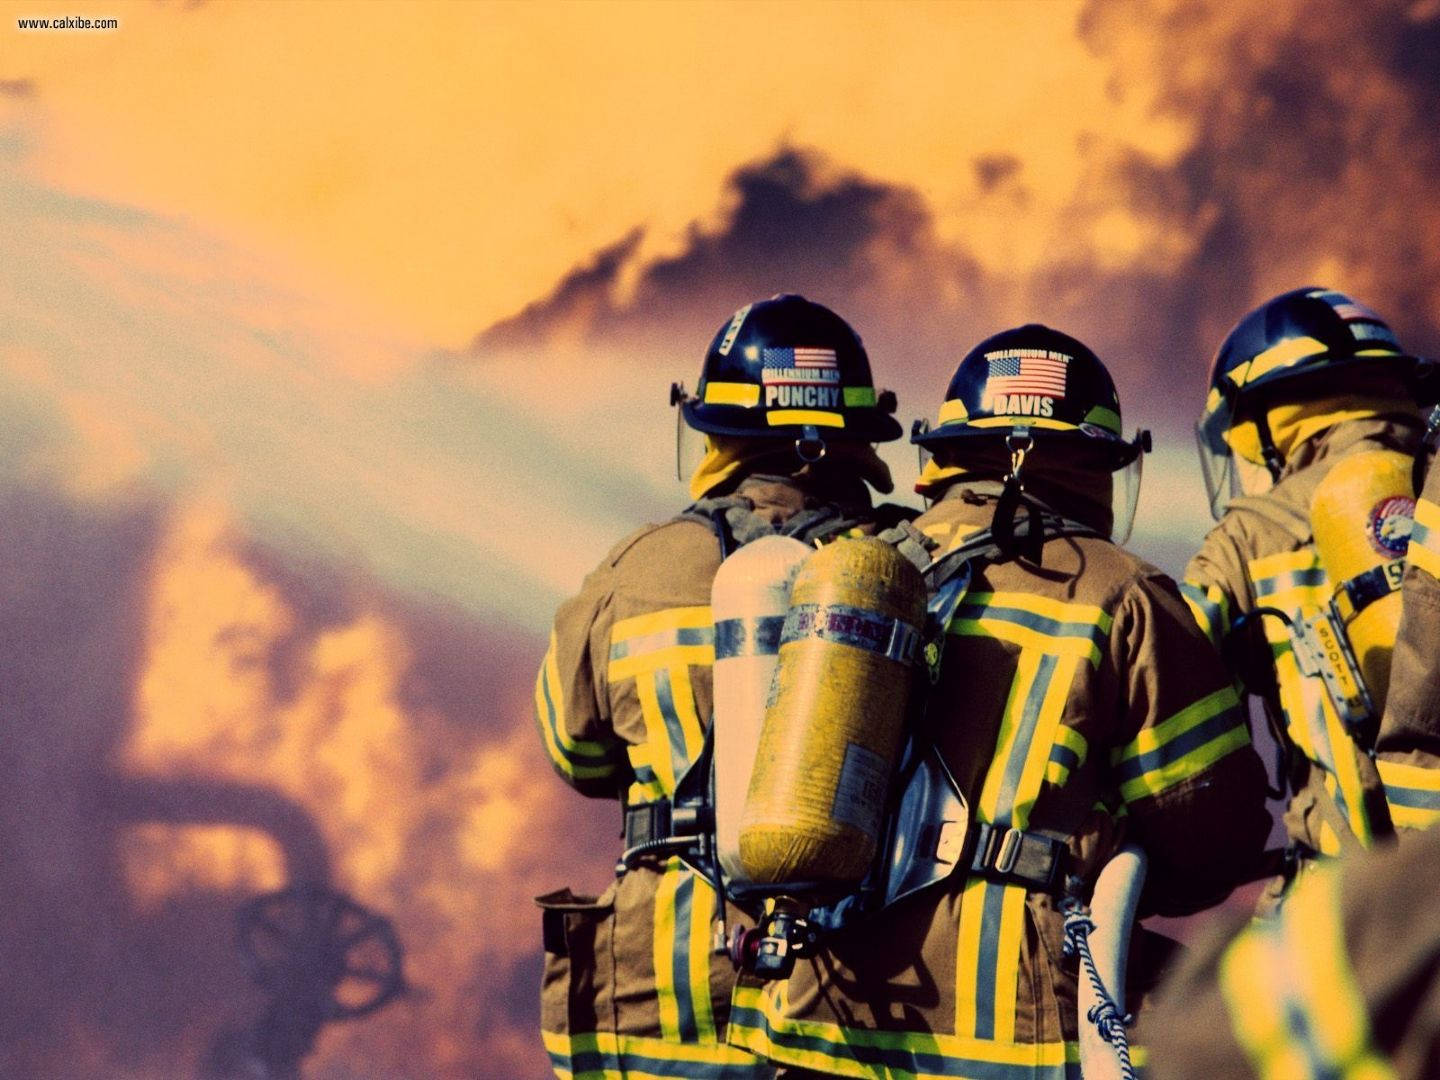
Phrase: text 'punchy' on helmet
[{"left": 672, "top": 294, "right": 902, "bottom": 448}]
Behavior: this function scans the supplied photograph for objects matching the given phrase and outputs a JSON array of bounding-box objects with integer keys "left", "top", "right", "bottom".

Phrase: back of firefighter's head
[
  {"left": 911, "top": 324, "right": 1150, "bottom": 541},
  {"left": 1197, "top": 287, "right": 1427, "bottom": 519},
  {"left": 672, "top": 294, "right": 902, "bottom": 500}
]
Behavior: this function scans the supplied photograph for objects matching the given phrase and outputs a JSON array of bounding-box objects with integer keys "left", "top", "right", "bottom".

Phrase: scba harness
[{"left": 616, "top": 492, "right": 1107, "bottom": 945}]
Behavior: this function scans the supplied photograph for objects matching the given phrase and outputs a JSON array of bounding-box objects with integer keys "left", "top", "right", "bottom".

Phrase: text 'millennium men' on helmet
[
  {"left": 671, "top": 294, "right": 901, "bottom": 482},
  {"left": 911, "top": 323, "right": 1150, "bottom": 542},
  {"left": 1197, "top": 287, "right": 1429, "bottom": 519}
]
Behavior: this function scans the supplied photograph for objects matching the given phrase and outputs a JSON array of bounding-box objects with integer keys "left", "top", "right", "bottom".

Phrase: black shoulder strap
[
  {"left": 676, "top": 496, "right": 873, "bottom": 559},
  {"left": 922, "top": 508, "right": 1105, "bottom": 592}
]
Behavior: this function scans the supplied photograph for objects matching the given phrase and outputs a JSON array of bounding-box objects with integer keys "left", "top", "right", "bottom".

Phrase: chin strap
[
  {"left": 992, "top": 430, "right": 1049, "bottom": 563},
  {"left": 1252, "top": 407, "right": 1286, "bottom": 483}
]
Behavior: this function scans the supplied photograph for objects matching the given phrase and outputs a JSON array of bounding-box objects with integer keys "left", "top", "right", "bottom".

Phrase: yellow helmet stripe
[
  {"left": 938, "top": 399, "right": 970, "bottom": 425},
  {"left": 767, "top": 409, "right": 845, "bottom": 428},
  {"left": 1232, "top": 335, "right": 1327, "bottom": 386},
  {"left": 963, "top": 416, "right": 1078, "bottom": 432},
  {"left": 703, "top": 381, "right": 760, "bottom": 407}
]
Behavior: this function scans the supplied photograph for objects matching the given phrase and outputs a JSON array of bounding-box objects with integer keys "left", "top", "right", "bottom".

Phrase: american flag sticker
[
  {"left": 986, "top": 349, "right": 1069, "bottom": 398},
  {"left": 1316, "top": 291, "right": 1399, "bottom": 346},
  {"left": 761, "top": 346, "right": 843, "bottom": 408},
  {"left": 764, "top": 346, "right": 838, "bottom": 371}
]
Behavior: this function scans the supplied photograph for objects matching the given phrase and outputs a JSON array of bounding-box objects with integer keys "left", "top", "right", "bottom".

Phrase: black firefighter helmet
[
  {"left": 673, "top": 294, "right": 902, "bottom": 448},
  {"left": 1196, "top": 287, "right": 1429, "bottom": 517},
  {"left": 912, "top": 324, "right": 1150, "bottom": 544},
  {"left": 913, "top": 323, "right": 1146, "bottom": 471}
]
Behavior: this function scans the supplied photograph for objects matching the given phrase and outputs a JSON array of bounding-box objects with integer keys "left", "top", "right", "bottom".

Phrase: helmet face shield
[
  {"left": 1110, "top": 441, "right": 1143, "bottom": 545},
  {"left": 677, "top": 405, "right": 707, "bottom": 484},
  {"left": 1196, "top": 419, "right": 1235, "bottom": 520}
]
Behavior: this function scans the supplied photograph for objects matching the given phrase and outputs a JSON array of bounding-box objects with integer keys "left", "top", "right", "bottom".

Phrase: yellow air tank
[
  {"left": 711, "top": 535, "right": 813, "bottom": 886},
  {"left": 739, "top": 537, "right": 927, "bottom": 891},
  {"left": 1311, "top": 449, "right": 1415, "bottom": 714}
]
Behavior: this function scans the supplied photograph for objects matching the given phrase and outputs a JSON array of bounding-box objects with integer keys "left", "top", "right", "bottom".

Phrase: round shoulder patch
[{"left": 1368, "top": 494, "right": 1416, "bottom": 557}]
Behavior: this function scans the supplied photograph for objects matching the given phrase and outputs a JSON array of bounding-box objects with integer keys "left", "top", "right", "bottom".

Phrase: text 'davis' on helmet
[{"left": 910, "top": 323, "right": 1150, "bottom": 543}]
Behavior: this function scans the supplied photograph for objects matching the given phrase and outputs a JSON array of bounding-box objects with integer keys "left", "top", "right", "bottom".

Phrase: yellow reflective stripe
[
  {"left": 1011, "top": 655, "right": 1080, "bottom": 829},
  {"left": 625, "top": 775, "right": 664, "bottom": 804},
  {"left": 1387, "top": 803, "right": 1440, "bottom": 831},
  {"left": 653, "top": 859, "right": 683, "bottom": 1041},
  {"left": 951, "top": 591, "right": 1111, "bottom": 668},
  {"left": 1083, "top": 404, "right": 1121, "bottom": 433},
  {"left": 1409, "top": 498, "right": 1440, "bottom": 576},
  {"left": 667, "top": 664, "right": 707, "bottom": 766},
  {"left": 938, "top": 398, "right": 970, "bottom": 425},
  {"left": 612, "top": 606, "right": 713, "bottom": 641},
  {"left": 542, "top": 1029, "right": 765, "bottom": 1076},
  {"left": 1249, "top": 548, "right": 1322, "bottom": 580},
  {"left": 1316, "top": 817, "right": 1344, "bottom": 857},
  {"left": 1233, "top": 335, "right": 1327, "bottom": 386},
  {"left": 1322, "top": 695, "right": 1374, "bottom": 845},
  {"left": 979, "top": 651, "right": 1041, "bottom": 820},
  {"left": 534, "top": 634, "right": 622, "bottom": 781},
  {"left": 610, "top": 645, "right": 713, "bottom": 681},
  {"left": 609, "top": 607, "right": 715, "bottom": 682},
  {"left": 1054, "top": 723, "right": 1088, "bottom": 761},
  {"left": 992, "top": 886, "right": 1027, "bottom": 1043},
  {"left": 1179, "top": 580, "right": 1231, "bottom": 646},
  {"left": 954, "top": 876, "right": 989, "bottom": 1038},
  {"left": 1269, "top": 639, "right": 1318, "bottom": 762},
  {"left": 730, "top": 981, "right": 1083, "bottom": 1073},
  {"left": 1376, "top": 758, "right": 1440, "bottom": 830},
  {"left": 1410, "top": 537, "right": 1440, "bottom": 578},
  {"left": 688, "top": 878, "right": 717, "bottom": 1042},
  {"left": 702, "top": 381, "right": 760, "bottom": 407},
  {"left": 962, "top": 416, "right": 1079, "bottom": 432},
  {"left": 1250, "top": 551, "right": 1374, "bottom": 843},
  {"left": 1112, "top": 687, "right": 1250, "bottom": 802},
  {"left": 843, "top": 386, "right": 876, "bottom": 407},
  {"left": 1220, "top": 868, "right": 1394, "bottom": 1080},
  {"left": 636, "top": 673, "right": 678, "bottom": 794},
  {"left": 976, "top": 591, "right": 1113, "bottom": 632},
  {"left": 1115, "top": 687, "right": 1236, "bottom": 761},
  {"left": 1413, "top": 496, "right": 1440, "bottom": 537},
  {"left": 766, "top": 408, "right": 845, "bottom": 427}
]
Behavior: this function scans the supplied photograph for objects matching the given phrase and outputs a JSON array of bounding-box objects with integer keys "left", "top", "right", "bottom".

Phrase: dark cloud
[
  {"left": 0, "top": 79, "right": 37, "bottom": 99},
  {"left": 473, "top": 0, "right": 1440, "bottom": 431},
  {"left": 1080, "top": 0, "right": 1440, "bottom": 358},
  {"left": 472, "top": 147, "right": 986, "bottom": 377},
  {"left": 974, "top": 154, "right": 1022, "bottom": 193}
]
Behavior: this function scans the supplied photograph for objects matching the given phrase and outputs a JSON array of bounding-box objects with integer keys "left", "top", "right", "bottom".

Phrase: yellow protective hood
[
  {"left": 914, "top": 458, "right": 974, "bottom": 497},
  {"left": 1227, "top": 394, "right": 1417, "bottom": 467},
  {"left": 689, "top": 435, "right": 894, "bottom": 500}
]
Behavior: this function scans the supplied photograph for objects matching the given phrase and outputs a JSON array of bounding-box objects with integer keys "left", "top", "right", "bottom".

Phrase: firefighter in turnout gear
[
  {"left": 1145, "top": 817, "right": 1440, "bottom": 1079},
  {"left": 1378, "top": 406, "right": 1440, "bottom": 830},
  {"left": 1184, "top": 288, "right": 1440, "bottom": 863},
  {"left": 534, "top": 295, "right": 906, "bottom": 1080},
  {"left": 724, "top": 325, "right": 1272, "bottom": 1079}
]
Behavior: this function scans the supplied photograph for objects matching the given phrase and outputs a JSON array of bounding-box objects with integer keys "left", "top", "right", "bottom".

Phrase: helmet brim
[
  {"left": 682, "top": 400, "right": 903, "bottom": 443},
  {"left": 912, "top": 423, "right": 1142, "bottom": 472}
]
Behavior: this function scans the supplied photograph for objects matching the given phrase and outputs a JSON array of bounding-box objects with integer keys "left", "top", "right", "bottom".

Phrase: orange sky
[{"left": 1, "top": 0, "right": 1188, "bottom": 346}]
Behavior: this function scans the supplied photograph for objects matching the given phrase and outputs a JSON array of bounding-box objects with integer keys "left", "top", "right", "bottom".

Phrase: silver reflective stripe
[
  {"left": 781, "top": 603, "right": 922, "bottom": 665},
  {"left": 713, "top": 615, "right": 786, "bottom": 659}
]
